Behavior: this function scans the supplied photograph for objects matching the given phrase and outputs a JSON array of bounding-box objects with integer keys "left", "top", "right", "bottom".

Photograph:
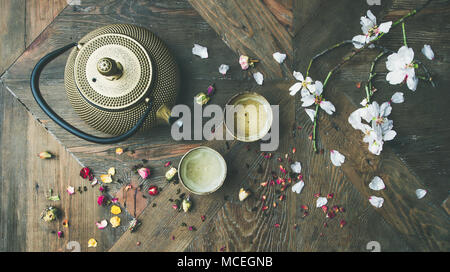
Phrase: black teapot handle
[{"left": 30, "top": 43, "right": 153, "bottom": 144}]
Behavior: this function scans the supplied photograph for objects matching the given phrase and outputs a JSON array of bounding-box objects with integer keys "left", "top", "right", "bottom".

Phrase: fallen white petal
[
  {"left": 421, "top": 44, "right": 435, "bottom": 60},
  {"left": 305, "top": 108, "right": 316, "bottom": 122},
  {"left": 192, "top": 44, "right": 208, "bottom": 59},
  {"left": 218, "top": 64, "right": 229, "bottom": 75},
  {"left": 415, "top": 189, "right": 427, "bottom": 199},
  {"left": 330, "top": 150, "right": 345, "bottom": 166},
  {"left": 391, "top": 92, "right": 404, "bottom": 104},
  {"left": 291, "top": 161, "right": 301, "bottom": 174},
  {"left": 369, "top": 196, "right": 384, "bottom": 208},
  {"left": 316, "top": 197, "right": 328, "bottom": 208},
  {"left": 96, "top": 219, "right": 108, "bottom": 229},
  {"left": 273, "top": 52, "right": 286, "bottom": 64},
  {"left": 291, "top": 180, "right": 305, "bottom": 194},
  {"left": 253, "top": 72, "right": 264, "bottom": 85},
  {"left": 369, "top": 176, "right": 385, "bottom": 191}
]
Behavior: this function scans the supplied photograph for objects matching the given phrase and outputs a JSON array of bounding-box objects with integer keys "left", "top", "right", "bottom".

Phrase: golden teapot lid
[{"left": 74, "top": 33, "right": 153, "bottom": 110}]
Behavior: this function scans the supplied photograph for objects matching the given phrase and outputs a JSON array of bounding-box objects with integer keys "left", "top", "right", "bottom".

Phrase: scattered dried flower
[
  {"left": 38, "top": 151, "right": 53, "bottom": 159},
  {"left": 238, "top": 188, "right": 251, "bottom": 201},
  {"left": 88, "top": 238, "right": 97, "bottom": 248},
  {"left": 100, "top": 174, "right": 112, "bottom": 184},
  {"left": 80, "top": 167, "right": 93, "bottom": 181},
  {"left": 192, "top": 44, "right": 208, "bottom": 59},
  {"left": 110, "top": 205, "right": 122, "bottom": 215},
  {"left": 415, "top": 189, "right": 427, "bottom": 199},
  {"left": 96, "top": 220, "right": 108, "bottom": 229},
  {"left": 115, "top": 147, "right": 124, "bottom": 155},
  {"left": 274, "top": 223, "right": 281, "bottom": 228},
  {"left": 369, "top": 176, "right": 385, "bottom": 190},
  {"left": 110, "top": 216, "right": 121, "bottom": 228},
  {"left": 316, "top": 197, "right": 328, "bottom": 208},
  {"left": 291, "top": 180, "right": 305, "bottom": 194},
  {"left": 219, "top": 64, "right": 230, "bottom": 75},
  {"left": 67, "top": 186, "right": 75, "bottom": 195},
  {"left": 182, "top": 197, "right": 192, "bottom": 212},
  {"left": 107, "top": 167, "right": 115, "bottom": 176},
  {"left": 97, "top": 195, "right": 105, "bottom": 206},
  {"left": 164, "top": 161, "right": 171, "bottom": 167},
  {"left": 165, "top": 167, "right": 177, "bottom": 181},
  {"left": 40, "top": 206, "right": 59, "bottom": 222},
  {"left": 62, "top": 219, "right": 69, "bottom": 228},
  {"left": 138, "top": 167, "right": 151, "bottom": 179},
  {"left": 148, "top": 186, "right": 158, "bottom": 196},
  {"left": 369, "top": 196, "right": 384, "bottom": 208},
  {"left": 253, "top": 72, "right": 264, "bottom": 85},
  {"left": 340, "top": 220, "right": 347, "bottom": 228}
]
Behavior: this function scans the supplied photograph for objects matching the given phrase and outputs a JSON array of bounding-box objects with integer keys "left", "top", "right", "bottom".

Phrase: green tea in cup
[{"left": 178, "top": 146, "right": 227, "bottom": 195}]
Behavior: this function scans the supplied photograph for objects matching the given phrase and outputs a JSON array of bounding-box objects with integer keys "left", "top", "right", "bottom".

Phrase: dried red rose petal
[
  {"left": 148, "top": 186, "right": 158, "bottom": 196},
  {"left": 326, "top": 211, "right": 336, "bottom": 219},
  {"left": 80, "top": 167, "right": 94, "bottom": 180}
]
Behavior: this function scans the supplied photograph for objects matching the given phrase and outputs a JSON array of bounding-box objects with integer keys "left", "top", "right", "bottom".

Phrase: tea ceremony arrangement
[{"left": 0, "top": 0, "right": 449, "bottom": 255}]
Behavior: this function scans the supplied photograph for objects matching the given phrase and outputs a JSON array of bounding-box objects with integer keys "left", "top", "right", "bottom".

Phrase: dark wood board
[{"left": 0, "top": 0, "right": 449, "bottom": 251}]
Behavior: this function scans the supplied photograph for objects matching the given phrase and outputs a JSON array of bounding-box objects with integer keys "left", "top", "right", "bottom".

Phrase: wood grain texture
[
  {"left": 188, "top": 0, "right": 293, "bottom": 79},
  {"left": 1, "top": 0, "right": 449, "bottom": 252}
]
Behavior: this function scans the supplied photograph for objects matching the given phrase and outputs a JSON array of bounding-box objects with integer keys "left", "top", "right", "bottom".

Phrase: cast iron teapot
[{"left": 31, "top": 24, "right": 179, "bottom": 144}]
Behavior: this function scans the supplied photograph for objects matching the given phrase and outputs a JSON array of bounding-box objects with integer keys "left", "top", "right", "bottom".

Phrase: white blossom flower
[
  {"left": 367, "top": 101, "right": 395, "bottom": 138},
  {"left": 416, "top": 189, "right": 427, "bottom": 199},
  {"left": 218, "top": 64, "right": 229, "bottom": 75},
  {"left": 289, "top": 71, "right": 315, "bottom": 96},
  {"left": 369, "top": 176, "right": 385, "bottom": 191},
  {"left": 192, "top": 44, "right": 208, "bottom": 59},
  {"left": 305, "top": 108, "right": 316, "bottom": 122},
  {"left": 273, "top": 52, "right": 286, "bottom": 63},
  {"left": 330, "top": 150, "right": 345, "bottom": 166},
  {"left": 390, "top": 92, "right": 404, "bottom": 104},
  {"left": 291, "top": 161, "right": 301, "bottom": 173},
  {"left": 316, "top": 196, "right": 328, "bottom": 208},
  {"left": 369, "top": 196, "right": 384, "bottom": 208},
  {"left": 352, "top": 10, "right": 392, "bottom": 49},
  {"left": 253, "top": 72, "right": 264, "bottom": 85},
  {"left": 301, "top": 81, "right": 336, "bottom": 115},
  {"left": 421, "top": 44, "right": 435, "bottom": 60},
  {"left": 292, "top": 180, "right": 305, "bottom": 194},
  {"left": 386, "top": 46, "right": 418, "bottom": 91}
]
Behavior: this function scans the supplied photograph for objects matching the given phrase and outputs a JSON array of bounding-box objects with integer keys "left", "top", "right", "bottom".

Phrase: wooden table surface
[{"left": 0, "top": 0, "right": 449, "bottom": 252}]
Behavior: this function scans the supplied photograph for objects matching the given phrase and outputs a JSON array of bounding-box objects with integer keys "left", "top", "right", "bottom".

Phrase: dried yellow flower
[
  {"left": 110, "top": 205, "right": 121, "bottom": 215},
  {"left": 110, "top": 216, "right": 121, "bottom": 228},
  {"left": 100, "top": 174, "right": 112, "bottom": 183},
  {"left": 88, "top": 238, "right": 97, "bottom": 248},
  {"left": 107, "top": 167, "right": 116, "bottom": 176},
  {"left": 115, "top": 147, "right": 124, "bottom": 155}
]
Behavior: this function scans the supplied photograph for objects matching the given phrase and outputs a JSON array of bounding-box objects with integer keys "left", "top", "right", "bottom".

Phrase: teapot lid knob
[{"left": 97, "top": 57, "right": 123, "bottom": 81}]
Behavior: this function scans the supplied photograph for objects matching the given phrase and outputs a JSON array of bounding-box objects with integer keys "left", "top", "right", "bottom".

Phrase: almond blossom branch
[
  {"left": 402, "top": 22, "right": 408, "bottom": 46},
  {"left": 366, "top": 52, "right": 386, "bottom": 103}
]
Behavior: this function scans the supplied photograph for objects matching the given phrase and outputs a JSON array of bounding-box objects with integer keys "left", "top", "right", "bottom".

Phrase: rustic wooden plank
[
  {"left": 25, "top": 0, "right": 67, "bottom": 47},
  {"left": 188, "top": 0, "right": 293, "bottom": 79},
  {"left": 0, "top": 0, "right": 25, "bottom": 75}
]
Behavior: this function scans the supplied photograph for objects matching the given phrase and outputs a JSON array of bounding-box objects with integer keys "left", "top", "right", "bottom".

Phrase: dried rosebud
[
  {"left": 138, "top": 167, "right": 150, "bottom": 179},
  {"left": 38, "top": 151, "right": 53, "bottom": 159},
  {"left": 164, "top": 161, "right": 171, "bottom": 167},
  {"left": 340, "top": 219, "right": 346, "bottom": 228},
  {"left": 239, "top": 55, "right": 250, "bottom": 70},
  {"left": 40, "top": 206, "right": 60, "bottom": 222},
  {"left": 165, "top": 167, "right": 177, "bottom": 181},
  {"left": 302, "top": 211, "right": 309, "bottom": 217},
  {"left": 57, "top": 231, "right": 63, "bottom": 238},
  {"left": 273, "top": 202, "right": 277, "bottom": 208},
  {"left": 62, "top": 219, "right": 69, "bottom": 228},
  {"left": 238, "top": 188, "right": 251, "bottom": 201},
  {"left": 327, "top": 193, "right": 334, "bottom": 199},
  {"left": 260, "top": 181, "right": 268, "bottom": 187},
  {"left": 148, "top": 186, "right": 158, "bottom": 196},
  {"left": 332, "top": 205, "right": 340, "bottom": 213},
  {"left": 172, "top": 204, "right": 178, "bottom": 210},
  {"left": 207, "top": 84, "right": 215, "bottom": 96},
  {"left": 279, "top": 195, "right": 285, "bottom": 201},
  {"left": 262, "top": 205, "right": 269, "bottom": 211},
  {"left": 194, "top": 92, "right": 210, "bottom": 105},
  {"left": 262, "top": 195, "right": 267, "bottom": 201},
  {"left": 182, "top": 197, "right": 192, "bottom": 213},
  {"left": 300, "top": 205, "right": 309, "bottom": 210},
  {"left": 326, "top": 211, "right": 336, "bottom": 219},
  {"left": 274, "top": 223, "right": 280, "bottom": 228},
  {"left": 201, "top": 215, "right": 206, "bottom": 222},
  {"left": 292, "top": 147, "right": 296, "bottom": 154},
  {"left": 80, "top": 167, "right": 93, "bottom": 180},
  {"left": 97, "top": 195, "right": 106, "bottom": 206},
  {"left": 321, "top": 205, "right": 328, "bottom": 213}
]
